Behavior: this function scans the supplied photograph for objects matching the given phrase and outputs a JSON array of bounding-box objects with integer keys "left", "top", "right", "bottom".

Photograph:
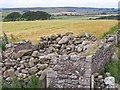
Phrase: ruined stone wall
[
  {"left": 1, "top": 32, "right": 118, "bottom": 88},
  {"left": 51, "top": 54, "right": 91, "bottom": 88},
  {"left": 91, "top": 35, "right": 116, "bottom": 73}
]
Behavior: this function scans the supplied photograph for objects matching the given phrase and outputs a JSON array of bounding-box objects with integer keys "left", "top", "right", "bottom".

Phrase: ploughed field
[{"left": 1, "top": 20, "right": 117, "bottom": 43}]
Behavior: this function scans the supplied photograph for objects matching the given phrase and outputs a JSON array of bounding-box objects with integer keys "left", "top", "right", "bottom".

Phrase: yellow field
[{"left": 1, "top": 20, "right": 118, "bottom": 43}]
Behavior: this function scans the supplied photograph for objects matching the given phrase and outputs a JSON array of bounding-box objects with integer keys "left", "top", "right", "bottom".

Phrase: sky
[{"left": 1, "top": 0, "right": 119, "bottom": 8}]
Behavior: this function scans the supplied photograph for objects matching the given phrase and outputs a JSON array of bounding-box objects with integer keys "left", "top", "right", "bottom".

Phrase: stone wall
[
  {"left": 91, "top": 35, "right": 116, "bottom": 73},
  {"left": 50, "top": 34, "right": 117, "bottom": 88},
  {"left": 1, "top": 32, "right": 118, "bottom": 88}
]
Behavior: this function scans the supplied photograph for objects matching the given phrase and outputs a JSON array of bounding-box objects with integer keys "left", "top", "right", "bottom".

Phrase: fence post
[{"left": 91, "top": 75, "right": 94, "bottom": 90}]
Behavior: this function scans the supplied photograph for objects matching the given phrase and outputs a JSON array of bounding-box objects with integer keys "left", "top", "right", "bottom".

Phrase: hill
[{"left": 2, "top": 7, "right": 118, "bottom": 18}]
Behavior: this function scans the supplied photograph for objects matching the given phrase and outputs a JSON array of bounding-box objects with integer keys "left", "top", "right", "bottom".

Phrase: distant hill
[
  {"left": 0, "top": 7, "right": 118, "bottom": 21},
  {"left": 2, "top": 7, "right": 118, "bottom": 16}
]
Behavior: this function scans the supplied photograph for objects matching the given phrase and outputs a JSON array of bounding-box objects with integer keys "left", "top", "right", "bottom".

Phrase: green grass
[
  {"left": 2, "top": 75, "right": 42, "bottom": 89},
  {"left": 53, "top": 15, "right": 98, "bottom": 20},
  {"left": 104, "top": 44, "right": 120, "bottom": 84}
]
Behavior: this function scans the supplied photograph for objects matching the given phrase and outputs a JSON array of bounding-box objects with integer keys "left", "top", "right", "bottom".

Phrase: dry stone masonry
[
  {"left": 0, "top": 32, "right": 117, "bottom": 88},
  {"left": 94, "top": 72, "right": 115, "bottom": 89}
]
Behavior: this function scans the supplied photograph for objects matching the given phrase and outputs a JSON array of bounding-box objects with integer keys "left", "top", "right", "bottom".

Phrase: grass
[
  {"left": 1, "top": 20, "right": 117, "bottom": 43},
  {"left": 2, "top": 75, "right": 42, "bottom": 89},
  {"left": 53, "top": 15, "right": 98, "bottom": 20},
  {"left": 104, "top": 44, "right": 120, "bottom": 84}
]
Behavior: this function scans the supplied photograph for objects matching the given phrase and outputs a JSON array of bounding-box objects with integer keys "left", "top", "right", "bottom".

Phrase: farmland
[{"left": 1, "top": 20, "right": 117, "bottom": 43}]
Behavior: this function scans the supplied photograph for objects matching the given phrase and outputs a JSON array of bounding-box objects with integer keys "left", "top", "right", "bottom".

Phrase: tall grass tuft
[
  {"left": 2, "top": 75, "right": 41, "bottom": 89},
  {"left": 0, "top": 32, "right": 9, "bottom": 51}
]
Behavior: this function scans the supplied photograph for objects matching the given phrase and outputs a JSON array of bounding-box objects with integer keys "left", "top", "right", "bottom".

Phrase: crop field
[{"left": 1, "top": 20, "right": 117, "bottom": 43}]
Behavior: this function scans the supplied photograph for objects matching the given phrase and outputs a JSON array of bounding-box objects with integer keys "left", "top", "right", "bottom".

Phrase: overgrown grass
[
  {"left": 0, "top": 33, "right": 9, "bottom": 51},
  {"left": 104, "top": 44, "right": 120, "bottom": 84},
  {"left": 2, "top": 75, "right": 42, "bottom": 89}
]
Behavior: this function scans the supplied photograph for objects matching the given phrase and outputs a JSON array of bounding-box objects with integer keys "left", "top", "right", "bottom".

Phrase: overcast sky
[{"left": 1, "top": 0, "right": 119, "bottom": 8}]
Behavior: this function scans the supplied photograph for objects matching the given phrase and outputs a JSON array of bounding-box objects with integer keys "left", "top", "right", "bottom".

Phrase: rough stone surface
[
  {"left": 1, "top": 32, "right": 117, "bottom": 88},
  {"left": 94, "top": 73, "right": 115, "bottom": 89}
]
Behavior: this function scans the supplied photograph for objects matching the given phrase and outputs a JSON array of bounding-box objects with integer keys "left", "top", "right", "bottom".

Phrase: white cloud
[{"left": 1, "top": 0, "right": 119, "bottom": 8}]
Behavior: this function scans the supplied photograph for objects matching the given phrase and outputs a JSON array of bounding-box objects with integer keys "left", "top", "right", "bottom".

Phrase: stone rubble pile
[
  {"left": 39, "top": 32, "right": 96, "bottom": 55},
  {"left": 1, "top": 32, "right": 97, "bottom": 86},
  {"left": 94, "top": 72, "right": 115, "bottom": 89}
]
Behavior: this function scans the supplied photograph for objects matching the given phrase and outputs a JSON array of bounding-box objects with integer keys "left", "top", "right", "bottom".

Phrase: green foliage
[
  {"left": 22, "top": 11, "right": 51, "bottom": 21},
  {"left": 95, "top": 15, "right": 120, "bottom": 20},
  {"left": 104, "top": 59, "right": 120, "bottom": 83},
  {"left": 104, "top": 44, "right": 120, "bottom": 84},
  {"left": 25, "top": 75, "right": 41, "bottom": 88},
  {"left": 2, "top": 79, "right": 23, "bottom": 89},
  {"left": 0, "top": 33, "right": 9, "bottom": 51},
  {"left": 4, "top": 11, "right": 51, "bottom": 21},
  {"left": 2, "top": 75, "right": 41, "bottom": 89},
  {"left": 0, "top": 39, "right": 6, "bottom": 51},
  {"left": 4, "top": 12, "right": 22, "bottom": 21}
]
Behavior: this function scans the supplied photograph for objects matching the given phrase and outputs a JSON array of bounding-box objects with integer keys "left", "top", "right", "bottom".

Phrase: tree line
[
  {"left": 95, "top": 15, "right": 120, "bottom": 20},
  {"left": 3, "top": 11, "right": 51, "bottom": 21}
]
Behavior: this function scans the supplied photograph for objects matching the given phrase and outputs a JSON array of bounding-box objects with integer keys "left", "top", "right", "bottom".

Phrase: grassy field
[
  {"left": 53, "top": 15, "right": 98, "bottom": 20},
  {"left": 1, "top": 20, "right": 117, "bottom": 43}
]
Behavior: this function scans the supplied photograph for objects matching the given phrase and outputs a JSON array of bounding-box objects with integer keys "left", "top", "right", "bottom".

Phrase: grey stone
[
  {"left": 18, "top": 73, "right": 23, "bottom": 78},
  {"left": 57, "top": 80, "right": 65, "bottom": 84},
  {"left": 98, "top": 75, "right": 103, "bottom": 79},
  {"left": 21, "top": 69, "right": 28, "bottom": 74},
  {"left": 76, "top": 46, "right": 83, "bottom": 52},
  {"left": 15, "top": 49, "right": 33, "bottom": 59},
  {"left": 107, "top": 37, "right": 115, "bottom": 42},
  {"left": 37, "top": 64, "right": 48, "bottom": 70},
  {"left": 39, "top": 55, "right": 51, "bottom": 64},
  {"left": 0, "top": 63, "right": 4, "bottom": 67},
  {"left": 29, "top": 67, "right": 38, "bottom": 74},
  {"left": 4, "top": 62, "right": 11, "bottom": 68},
  {"left": 59, "top": 55, "right": 69, "bottom": 61},
  {"left": 44, "top": 67, "right": 57, "bottom": 78},
  {"left": 6, "top": 69, "right": 16, "bottom": 78},
  {"left": 53, "top": 65, "right": 61, "bottom": 71},
  {"left": 82, "top": 41, "right": 89, "bottom": 45},
  {"left": 86, "top": 55, "right": 92, "bottom": 62},
  {"left": 32, "top": 51, "right": 40, "bottom": 57},
  {"left": 69, "top": 75, "right": 77, "bottom": 79},
  {"left": 74, "top": 41, "right": 82, "bottom": 44},
  {"left": 22, "top": 56, "right": 30, "bottom": 60},
  {"left": 65, "top": 79, "right": 72, "bottom": 84},
  {"left": 39, "top": 72, "right": 46, "bottom": 81},
  {"left": 58, "top": 36, "right": 71, "bottom": 44},
  {"left": 5, "top": 44, "right": 13, "bottom": 48},
  {"left": 29, "top": 60, "right": 34, "bottom": 67},
  {"left": 6, "top": 77, "right": 13, "bottom": 81},
  {"left": 104, "top": 76, "right": 115, "bottom": 87},
  {"left": 70, "top": 54, "right": 81, "bottom": 61}
]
